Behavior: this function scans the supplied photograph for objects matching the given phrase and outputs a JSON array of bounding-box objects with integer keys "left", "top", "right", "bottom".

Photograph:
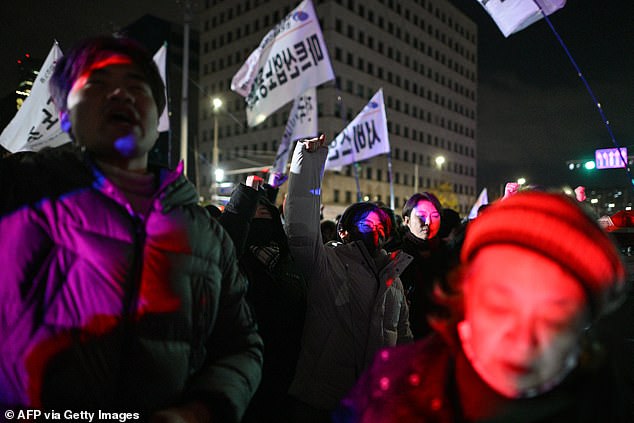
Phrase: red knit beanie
[{"left": 462, "top": 191, "right": 627, "bottom": 318}]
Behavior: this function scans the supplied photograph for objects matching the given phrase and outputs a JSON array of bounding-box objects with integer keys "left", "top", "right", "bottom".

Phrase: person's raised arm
[
  {"left": 284, "top": 134, "right": 328, "bottom": 280},
  {"left": 217, "top": 176, "right": 263, "bottom": 256}
]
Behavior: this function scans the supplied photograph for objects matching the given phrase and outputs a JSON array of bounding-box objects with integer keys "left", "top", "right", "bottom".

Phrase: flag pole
[
  {"left": 179, "top": 1, "right": 191, "bottom": 176},
  {"left": 387, "top": 152, "right": 395, "bottom": 210},
  {"left": 335, "top": 82, "right": 362, "bottom": 202},
  {"left": 413, "top": 162, "right": 419, "bottom": 193},
  {"left": 353, "top": 163, "right": 362, "bottom": 202},
  {"left": 163, "top": 41, "right": 173, "bottom": 169}
]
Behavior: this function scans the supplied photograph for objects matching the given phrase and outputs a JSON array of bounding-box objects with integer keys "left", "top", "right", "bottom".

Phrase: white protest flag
[
  {"left": 477, "top": 0, "right": 566, "bottom": 37},
  {"left": 153, "top": 43, "right": 169, "bottom": 132},
  {"left": 269, "top": 87, "right": 317, "bottom": 180},
  {"left": 231, "top": 0, "right": 334, "bottom": 127},
  {"left": 0, "top": 41, "right": 71, "bottom": 152},
  {"left": 468, "top": 188, "right": 489, "bottom": 220},
  {"left": 325, "top": 89, "right": 389, "bottom": 170}
]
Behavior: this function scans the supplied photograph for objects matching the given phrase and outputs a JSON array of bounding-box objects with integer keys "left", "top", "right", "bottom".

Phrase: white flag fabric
[
  {"left": 468, "top": 188, "right": 489, "bottom": 220},
  {"left": 153, "top": 43, "right": 169, "bottom": 133},
  {"left": 269, "top": 87, "right": 318, "bottom": 178},
  {"left": 477, "top": 0, "right": 566, "bottom": 37},
  {"left": 0, "top": 42, "right": 71, "bottom": 153},
  {"left": 231, "top": 0, "right": 334, "bottom": 127},
  {"left": 325, "top": 89, "right": 389, "bottom": 170}
]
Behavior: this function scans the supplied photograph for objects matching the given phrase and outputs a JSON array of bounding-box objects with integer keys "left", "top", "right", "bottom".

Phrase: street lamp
[
  {"left": 517, "top": 177, "right": 526, "bottom": 186},
  {"left": 215, "top": 168, "right": 225, "bottom": 183},
  {"left": 212, "top": 97, "right": 223, "bottom": 111},
  {"left": 212, "top": 97, "right": 223, "bottom": 201},
  {"left": 433, "top": 155, "right": 446, "bottom": 190}
]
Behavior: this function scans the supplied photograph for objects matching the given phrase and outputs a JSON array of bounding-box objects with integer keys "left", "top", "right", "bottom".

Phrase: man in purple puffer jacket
[{"left": 0, "top": 36, "right": 262, "bottom": 422}]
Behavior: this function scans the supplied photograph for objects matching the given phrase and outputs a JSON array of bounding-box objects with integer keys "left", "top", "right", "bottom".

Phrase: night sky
[
  {"left": 2, "top": 1, "right": 634, "bottom": 197},
  {"left": 449, "top": 0, "right": 634, "bottom": 196}
]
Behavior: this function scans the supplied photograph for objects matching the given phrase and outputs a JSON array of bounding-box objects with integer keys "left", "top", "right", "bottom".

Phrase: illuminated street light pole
[
  {"left": 179, "top": 0, "right": 191, "bottom": 175},
  {"left": 435, "top": 155, "right": 446, "bottom": 169},
  {"left": 435, "top": 156, "right": 446, "bottom": 187},
  {"left": 212, "top": 97, "right": 223, "bottom": 202}
]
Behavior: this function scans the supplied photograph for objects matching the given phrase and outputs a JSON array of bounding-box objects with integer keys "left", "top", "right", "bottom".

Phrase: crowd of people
[{"left": 1, "top": 35, "right": 633, "bottom": 422}]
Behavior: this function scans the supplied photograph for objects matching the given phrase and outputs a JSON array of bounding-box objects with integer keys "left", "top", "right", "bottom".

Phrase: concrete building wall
[{"left": 198, "top": 0, "right": 477, "bottom": 216}]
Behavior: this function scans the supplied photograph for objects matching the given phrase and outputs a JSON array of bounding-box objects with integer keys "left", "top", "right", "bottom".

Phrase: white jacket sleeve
[{"left": 284, "top": 141, "right": 328, "bottom": 282}]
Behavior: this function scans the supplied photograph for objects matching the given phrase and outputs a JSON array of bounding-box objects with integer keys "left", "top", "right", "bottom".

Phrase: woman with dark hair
[
  {"left": 337, "top": 191, "right": 632, "bottom": 422},
  {"left": 399, "top": 192, "right": 453, "bottom": 339}
]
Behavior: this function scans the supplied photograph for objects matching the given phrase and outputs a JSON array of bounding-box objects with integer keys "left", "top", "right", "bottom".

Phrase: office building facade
[{"left": 198, "top": 0, "right": 477, "bottom": 216}]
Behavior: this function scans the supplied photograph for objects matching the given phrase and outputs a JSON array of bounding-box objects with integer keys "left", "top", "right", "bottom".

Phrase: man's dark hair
[
  {"left": 402, "top": 192, "right": 442, "bottom": 220},
  {"left": 50, "top": 35, "right": 165, "bottom": 115}
]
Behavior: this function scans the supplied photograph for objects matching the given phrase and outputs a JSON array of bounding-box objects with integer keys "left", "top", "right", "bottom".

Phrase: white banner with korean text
[
  {"left": 269, "top": 87, "right": 318, "bottom": 178},
  {"left": 153, "top": 43, "right": 170, "bottom": 133},
  {"left": 477, "top": 0, "right": 566, "bottom": 37},
  {"left": 0, "top": 42, "right": 71, "bottom": 153},
  {"left": 231, "top": 0, "right": 334, "bottom": 127},
  {"left": 325, "top": 89, "right": 389, "bottom": 170}
]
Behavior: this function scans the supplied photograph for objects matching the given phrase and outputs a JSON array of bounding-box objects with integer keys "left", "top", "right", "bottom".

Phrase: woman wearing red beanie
[{"left": 336, "top": 191, "right": 632, "bottom": 422}]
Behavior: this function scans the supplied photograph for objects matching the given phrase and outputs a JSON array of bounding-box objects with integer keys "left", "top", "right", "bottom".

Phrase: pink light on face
[
  {"left": 354, "top": 210, "right": 386, "bottom": 249},
  {"left": 459, "top": 245, "right": 590, "bottom": 398},
  {"left": 69, "top": 55, "right": 133, "bottom": 99},
  {"left": 406, "top": 200, "right": 440, "bottom": 241}
]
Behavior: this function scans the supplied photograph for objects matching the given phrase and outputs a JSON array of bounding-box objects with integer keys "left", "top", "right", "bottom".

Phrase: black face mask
[
  {"left": 349, "top": 226, "right": 385, "bottom": 255},
  {"left": 247, "top": 218, "right": 279, "bottom": 247}
]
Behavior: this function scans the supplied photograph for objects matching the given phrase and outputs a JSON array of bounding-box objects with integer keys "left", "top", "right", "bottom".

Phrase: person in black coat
[
  {"left": 218, "top": 178, "right": 307, "bottom": 423},
  {"left": 398, "top": 192, "right": 453, "bottom": 339}
]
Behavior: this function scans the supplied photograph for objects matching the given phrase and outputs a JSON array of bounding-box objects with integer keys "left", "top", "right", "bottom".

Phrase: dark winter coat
[
  {"left": 284, "top": 142, "right": 413, "bottom": 411},
  {"left": 219, "top": 183, "right": 307, "bottom": 423},
  {"left": 338, "top": 333, "right": 633, "bottom": 422},
  {"left": 0, "top": 145, "right": 263, "bottom": 421},
  {"left": 399, "top": 231, "right": 452, "bottom": 339}
]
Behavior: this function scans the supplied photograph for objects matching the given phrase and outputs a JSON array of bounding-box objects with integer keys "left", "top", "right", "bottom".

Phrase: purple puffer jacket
[{"left": 0, "top": 145, "right": 262, "bottom": 421}]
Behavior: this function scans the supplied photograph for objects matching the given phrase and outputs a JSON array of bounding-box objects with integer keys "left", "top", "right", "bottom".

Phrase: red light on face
[
  {"left": 69, "top": 55, "right": 134, "bottom": 96},
  {"left": 17, "top": 59, "right": 22, "bottom": 64},
  {"left": 25, "top": 53, "right": 30, "bottom": 58}
]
